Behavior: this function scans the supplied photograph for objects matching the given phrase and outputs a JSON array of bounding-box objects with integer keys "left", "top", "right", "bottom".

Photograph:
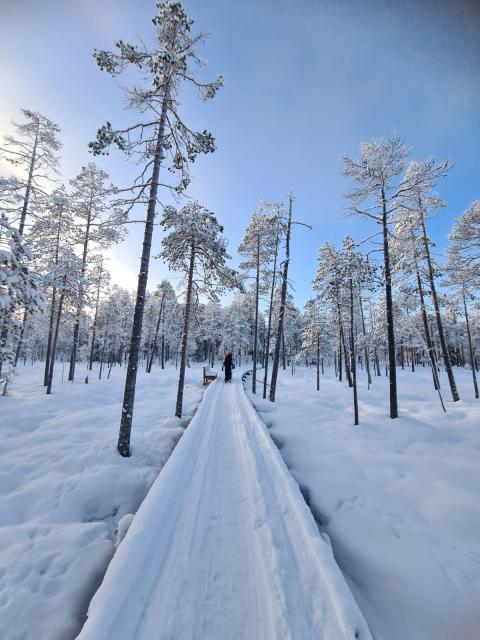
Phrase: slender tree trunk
[
  {"left": 414, "top": 257, "right": 439, "bottom": 390},
  {"left": 316, "top": 334, "right": 320, "bottom": 391},
  {"left": 418, "top": 198, "right": 459, "bottom": 402},
  {"left": 88, "top": 269, "right": 103, "bottom": 370},
  {"left": 69, "top": 205, "right": 92, "bottom": 381},
  {"left": 99, "top": 313, "right": 110, "bottom": 380},
  {"left": 147, "top": 292, "right": 166, "bottom": 373},
  {"left": 252, "top": 234, "right": 260, "bottom": 394},
  {"left": 117, "top": 83, "right": 170, "bottom": 457},
  {"left": 270, "top": 194, "right": 292, "bottom": 402},
  {"left": 463, "top": 288, "right": 479, "bottom": 399},
  {"left": 161, "top": 334, "right": 165, "bottom": 369},
  {"left": 381, "top": 187, "right": 398, "bottom": 418},
  {"left": 175, "top": 242, "right": 195, "bottom": 418},
  {"left": 359, "top": 295, "right": 372, "bottom": 388},
  {"left": 44, "top": 288, "right": 57, "bottom": 386},
  {"left": 46, "top": 277, "right": 66, "bottom": 394},
  {"left": 350, "top": 277, "right": 359, "bottom": 425},
  {"left": 263, "top": 228, "right": 280, "bottom": 399}
]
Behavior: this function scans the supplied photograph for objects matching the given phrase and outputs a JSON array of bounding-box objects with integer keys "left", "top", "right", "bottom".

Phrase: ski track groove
[{"left": 77, "top": 372, "right": 372, "bottom": 640}]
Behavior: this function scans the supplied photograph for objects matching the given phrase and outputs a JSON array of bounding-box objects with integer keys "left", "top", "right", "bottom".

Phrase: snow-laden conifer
[{"left": 90, "top": 0, "right": 223, "bottom": 456}]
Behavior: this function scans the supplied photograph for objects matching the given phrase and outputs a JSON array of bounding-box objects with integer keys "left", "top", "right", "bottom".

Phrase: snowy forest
[{"left": 1, "top": 2, "right": 479, "bottom": 640}]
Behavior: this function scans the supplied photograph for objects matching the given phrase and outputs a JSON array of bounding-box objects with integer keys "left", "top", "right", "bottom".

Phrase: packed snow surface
[
  {"left": 0, "top": 362, "right": 202, "bottom": 640},
  {"left": 78, "top": 371, "right": 371, "bottom": 640},
  {"left": 249, "top": 365, "right": 480, "bottom": 640}
]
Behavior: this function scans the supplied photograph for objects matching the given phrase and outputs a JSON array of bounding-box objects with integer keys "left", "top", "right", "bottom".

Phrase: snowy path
[{"left": 77, "top": 372, "right": 371, "bottom": 640}]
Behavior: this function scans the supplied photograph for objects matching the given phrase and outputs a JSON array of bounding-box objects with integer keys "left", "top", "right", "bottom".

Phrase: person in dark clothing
[{"left": 222, "top": 351, "right": 233, "bottom": 383}]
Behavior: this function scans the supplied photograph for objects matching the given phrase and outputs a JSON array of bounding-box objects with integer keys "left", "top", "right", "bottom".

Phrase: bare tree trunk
[
  {"left": 175, "top": 242, "right": 195, "bottom": 419},
  {"left": 418, "top": 198, "right": 459, "bottom": 402},
  {"left": 463, "top": 287, "right": 479, "bottom": 399},
  {"left": 118, "top": 83, "right": 170, "bottom": 457},
  {"left": 414, "top": 257, "right": 439, "bottom": 390},
  {"left": 263, "top": 228, "right": 280, "bottom": 399},
  {"left": 88, "top": 268, "right": 103, "bottom": 370},
  {"left": 99, "top": 313, "right": 110, "bottom": 380},
  {"left": 350, "top": 277, "right": 359, "bottom": 425},
  {"left": 316, "top": 334, "right": 320, "bottom": 391},
  {"left": 147, "top": 291, "right": 166, "bottom": 373},
  {"left": 381, "top": 187, "right": 398, "bottom": 418},
  {"left": 69, "top": 204, "right": 92, "bottom": 381},
  {"left": 270, "top": 194, "right": 292, "bottom": 402},
  {"left": 252, "top": 234, "right": 260, "bottom": 394},
  {"left": 359, "top": 295, "right": 372, "bottom": 388},
  {"left": 44, "top": 290, "right": 57, "bottom": 386},
  {"left": 46, "top": 276, "right": 66, "bottom": 394}
]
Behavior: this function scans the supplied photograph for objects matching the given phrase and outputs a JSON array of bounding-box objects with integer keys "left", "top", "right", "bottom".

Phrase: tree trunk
[
  {"left": 316, "top": 334, "right": 320, "bottom": 391},
  {"left": 46, "top": 276, "right": 66, "bottom": 394},
  {"left": 350, "top": 277, "right": 359, "bottom": 425},
  {"left": 263, "top": 229, "right": 280, "bottom": 399},
  {"left": 463, "top": 288, "right": 479, "bottom": 399},
  {"left": 252, "top": 234, "right": 260, "bottom": 394},
  {"left": 414, "top": 254, "right": 439, "bottom": 390},
  {"left": 147, "top": 291, "right": 166, "bottom": 373},
  {"left": 118, "top": 83, "right": 170, "bottom": 457},
  {"left": 270, "top": 194, "right": 292, "bottom": 402},
  {"left": 359, "top": 295, "right": 372, "bottom": 388},
  {"left": 418, "top": 198, "right": 459, "bottom": 402},
  {"left": 88, "top": 268, "right": 103, "bottom": 370},
  {"left": 175, "top": 242, "right": 195, "bottom": 419},
  {"left": 381, "top": 187, "right": 398, "bottom": 418},
  {"left": 69, "top": 204, "right": 93, "bottom": 381}
]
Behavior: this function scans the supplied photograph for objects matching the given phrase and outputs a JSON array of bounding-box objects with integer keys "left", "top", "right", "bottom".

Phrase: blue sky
[{"left": 1, "top": 0, "right": 479, "bottom": 307}]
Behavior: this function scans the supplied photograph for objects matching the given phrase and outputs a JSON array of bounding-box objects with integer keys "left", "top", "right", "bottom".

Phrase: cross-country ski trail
[{"left": 77, "top": 371, "right": 372, "bottom": 640}]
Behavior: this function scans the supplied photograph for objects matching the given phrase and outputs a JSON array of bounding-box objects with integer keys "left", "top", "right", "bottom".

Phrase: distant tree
[
  {"left": 0, "top": 213, "right": 43, "bottom": 381},
  {"left": 238, "top": 208, "right": 279, "bottom": 394},
  {"left": 343, "top": 135, "right": 408, "bottom": 418},
  {"left": 159, "top": 201, "right": 237, "bottom": 419},
  {"left": 0, "top": 109, "right": 61, "bottom": 235},
  {"left": 90, "top": 0, "right": 223, "bottom": 456},
  {"left": 445, "top": 246, "right": 479, "bottom": 399},
  {"left": 67, "top": 163, "right": 125, "bottom": 381},
  {"left": 400, "top": 159, "right": 459, "bottom": 402}
]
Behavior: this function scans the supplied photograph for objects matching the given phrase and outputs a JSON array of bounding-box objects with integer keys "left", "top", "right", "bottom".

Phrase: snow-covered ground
[
  {"left": 78, "top": 370, "right": 371, "bottom": 640},
  {"left": 248, "top": 365, "right": 480, "bottom": 640},
  {"left": 0, "top": 361, "right": 203, "bottom": 640}
]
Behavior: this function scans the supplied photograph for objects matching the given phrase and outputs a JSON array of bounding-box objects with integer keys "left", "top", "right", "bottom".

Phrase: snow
[
  {"left": 78, "top": 371, "right": 371, "bottom": 640},
  {"left": 0, "top": 361, "right": 203, "bottom": 640},
  {"left": 248, "top": 365, "right": 480, "bottom": 640}
]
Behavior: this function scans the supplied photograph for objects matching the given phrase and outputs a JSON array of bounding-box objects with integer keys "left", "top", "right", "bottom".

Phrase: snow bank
[
  {"left": 0, "top": 362, "right": 203, "bottom": 640},
  {"left": 248, "top": 366, "right": 480, "bottom": 640}
]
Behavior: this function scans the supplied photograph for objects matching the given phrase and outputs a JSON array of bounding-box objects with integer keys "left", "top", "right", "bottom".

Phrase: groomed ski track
[{"left": 77, "top": 371, "right": 372, "bottom": 640}]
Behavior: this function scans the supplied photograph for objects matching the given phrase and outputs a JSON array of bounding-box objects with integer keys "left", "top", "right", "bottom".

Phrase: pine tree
[
  {"left": 90, "top": 1, "right": 223, "bottom": 456},
  {"left": 159, "top": 201, "right": 237, "bottom": 418},
  {"left": 0, "top": 109, "right": 61, "bottom": 235},
  {"left": 67, "top": 163, "right": 125, "bottom": 381},
  {"left": 343, "top": 135, "right": 410, "bottom": 418}
]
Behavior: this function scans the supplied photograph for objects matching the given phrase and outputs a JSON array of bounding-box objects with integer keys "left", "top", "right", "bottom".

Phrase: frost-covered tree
[
  {"left": 302, "top": 298, "right": 332, "bottom": 391},
  {"left": 238, "top": 207, "right": 280, "bottom": 393},
  {"left": 343, "top": 135, "right": 409, "bottom": 418},
  {"left": 399, "top": 159, "right": 459, "bottom": 402},
  {"left": 87, "top": 255, "right": 110, "bottom": 370},
  {"left": 29, "top": 187, "right": 76, "bottom": 387},
  {"left": 0, "top": 213, "right": 43, "bottom": 381},
  {"left": 449, "top": 201, "right": 480, "bottom": 271},
  {"left": 67, "top": 163, "right": 125, "bottom": 381},
  {"left": 90, "top": 1, "right": 223, "bottom": 456},
  {"left": 159, "top": 201, "right": 237, "bottom": 422},
  {"left": 144, "top": 279, "right": 177, "bottom": 372},
  {"left": 445, "top": 246, "right": 479, "bottom": 399},
  {"left": 0, "top": 109, "right": 61, "bottom": 235}
]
